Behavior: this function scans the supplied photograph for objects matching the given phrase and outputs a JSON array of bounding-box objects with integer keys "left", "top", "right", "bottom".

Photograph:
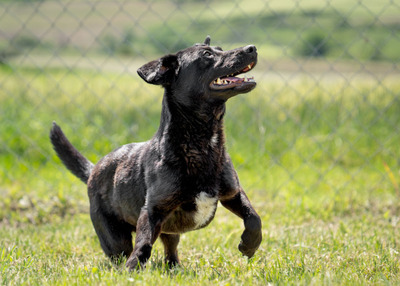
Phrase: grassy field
[
  {"left": 1, "top": 64, "right": 400, "bottom": 284},
  {"left": 1, "top": 0, "right": 400, "bottom": 284},
  {"left": 0, "top": 0, "right": 399, "bottom": 61}
]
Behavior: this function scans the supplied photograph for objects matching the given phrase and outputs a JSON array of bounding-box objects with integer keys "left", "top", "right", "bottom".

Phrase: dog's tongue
[{"left": 224, "top": 77, "right": 244, "bottom": 83}]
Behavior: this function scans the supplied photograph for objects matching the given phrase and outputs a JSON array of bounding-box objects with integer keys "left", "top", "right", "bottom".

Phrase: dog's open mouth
[{"left": 210, "top": 62, "right": 256, "bottom": 91}]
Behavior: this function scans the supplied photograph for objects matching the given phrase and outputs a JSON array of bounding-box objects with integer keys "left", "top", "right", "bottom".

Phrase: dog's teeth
[
  {"left": 222, "top": 79, "right": 228, "bottom": 84},
  {"left": 248, "top": 64, "right": 252, "bottom": 70},
  {"left": 216, "top": 78, "right": 222, "bottom": 84}
]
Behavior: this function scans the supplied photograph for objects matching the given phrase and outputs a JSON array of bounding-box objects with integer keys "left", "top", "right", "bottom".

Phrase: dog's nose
[{"left": 244, "top": 45, "right": 257, "bottom": 54}]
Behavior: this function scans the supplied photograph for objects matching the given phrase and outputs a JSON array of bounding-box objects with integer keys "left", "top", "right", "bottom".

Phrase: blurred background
[{"left": 0, "top": 0, "right": 399, "bottom": 224}]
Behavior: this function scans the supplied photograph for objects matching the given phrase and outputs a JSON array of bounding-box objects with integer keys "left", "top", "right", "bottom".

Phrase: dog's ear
[
  {"left": 204, "top": 35, "right": 211, "bottom": 46},
  {"left": 137, "top": 55, "right": 179, "bottom": 86}
]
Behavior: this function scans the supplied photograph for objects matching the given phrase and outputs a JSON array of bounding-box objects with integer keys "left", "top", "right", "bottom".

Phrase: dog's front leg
[
  {"left": 125, "top": 188, "right": 181, "bottom": 271},
  {"left": 220, "top": 190, "right": 262, "bottom": 258},
  {"left": 125, "top": 207, "right": 164, "bottom": 271},
  {"left": 220, "top": 158, "right": 262, "bottom": 258}
]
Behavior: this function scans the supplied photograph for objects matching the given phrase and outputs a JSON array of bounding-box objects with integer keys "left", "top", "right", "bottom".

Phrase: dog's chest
[
  {"left": 193, "top": 192, "right": 218, "bottom": 228},
  {"left": 161, "top": 191, "right": 218, "bottom": 234}
]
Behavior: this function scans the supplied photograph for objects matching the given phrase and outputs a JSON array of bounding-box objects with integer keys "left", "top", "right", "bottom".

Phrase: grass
[
  {"left": 2, "top": 211, "right": 399, "bottom": 285},
  {"left": 1, "top": 63, "right": 400, "bottom": 284},
  {"left": 1, "top": 0, "right": 399, "bottom": 283},
  {"left": 0, "top": 0, "right": 399, "bottom": 61}
]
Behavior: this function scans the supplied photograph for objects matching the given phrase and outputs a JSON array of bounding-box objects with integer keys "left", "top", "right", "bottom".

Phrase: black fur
[
  {"left": 50, "top": 36, "right": 262, "bottom": 270},
  {"left": 50, "top": 122, "right": 93, "bottom": 183}
]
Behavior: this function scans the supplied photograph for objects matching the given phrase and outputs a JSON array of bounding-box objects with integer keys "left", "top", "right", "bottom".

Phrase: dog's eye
[{"left": 203, "top": 51, "right": 213, "bottom": 57}]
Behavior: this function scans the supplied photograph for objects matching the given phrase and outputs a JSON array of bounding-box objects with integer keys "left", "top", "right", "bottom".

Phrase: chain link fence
[{"left": 1, "top": 0, "right": 399, "bottom": 205}]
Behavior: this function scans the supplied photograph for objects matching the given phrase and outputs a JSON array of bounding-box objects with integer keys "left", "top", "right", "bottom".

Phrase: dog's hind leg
[
  {"left": 160, "top": 233, "right": 180, "bottom": 267},
  {"left": 90, "top": 206, "right": 134, "bottom": 262}
]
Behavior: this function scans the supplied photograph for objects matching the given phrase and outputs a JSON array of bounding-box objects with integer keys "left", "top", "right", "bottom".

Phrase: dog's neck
[
  {"left": 157, "top": 92, "right": 226, "bottom": 140},
  {"left": 155, "top": 92, "right": 226, "bottom": 175}
]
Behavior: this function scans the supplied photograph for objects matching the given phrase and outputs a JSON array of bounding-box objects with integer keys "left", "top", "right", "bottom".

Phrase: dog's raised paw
[{"left": 238, "top": 241, "right": 259, "bottom": 258}]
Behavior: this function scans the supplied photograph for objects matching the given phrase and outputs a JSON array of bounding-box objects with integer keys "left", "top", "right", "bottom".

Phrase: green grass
[
  {"left": 1, "top": 64, "right": 400, "bottom": 284},
  {"left": 1, "top": 1, "right": 399, "bottom": 283},
  {"left": 0, "top": 0, "right": 399, "bottom": 61},
  {"left": 2, "top": 210, "right": 399, "bottom": 285}
]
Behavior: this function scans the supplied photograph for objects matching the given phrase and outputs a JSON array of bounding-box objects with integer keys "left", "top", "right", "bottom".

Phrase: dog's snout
[{"left": 244, "top": 45, "right": 256, "bottom": 54}]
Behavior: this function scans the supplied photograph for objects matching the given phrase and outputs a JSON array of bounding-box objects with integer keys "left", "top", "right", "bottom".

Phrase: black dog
[{"left": 50, "top": 36, "right": 262, "bottom": 270}]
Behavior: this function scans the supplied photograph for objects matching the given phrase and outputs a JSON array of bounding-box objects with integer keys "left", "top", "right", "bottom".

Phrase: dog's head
[{"left": 137, "top": 36, "right": 257, "bottom": 104}]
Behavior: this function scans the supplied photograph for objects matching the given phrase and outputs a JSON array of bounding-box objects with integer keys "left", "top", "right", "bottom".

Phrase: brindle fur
[{"left": 50, "top": 36, "right": 262, "bottom": 271}]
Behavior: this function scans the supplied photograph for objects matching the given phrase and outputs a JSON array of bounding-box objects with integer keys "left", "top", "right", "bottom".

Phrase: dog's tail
[{"left": 50, "top": 122, "right": 94, "bottom": 184}]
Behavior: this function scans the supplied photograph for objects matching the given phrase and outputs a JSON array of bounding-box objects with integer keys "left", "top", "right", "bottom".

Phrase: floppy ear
[{"left": 137, "top": 54, "right": 179, "bottom": 86}]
